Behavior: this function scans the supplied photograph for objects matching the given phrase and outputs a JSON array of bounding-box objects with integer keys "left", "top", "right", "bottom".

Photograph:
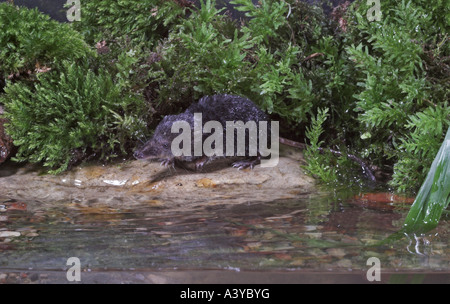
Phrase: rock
[
  {"left": 0, "top": 144, "right": 316, "bottom": 211},
  {"left": 336, "top": 259, "right": 353, "bottom": 268},
  {"left": 0, "top": 231, "right": 21, "bottom": 238},
  {"left": 326, "top": 248, "right": 346, "bottom": 257}
]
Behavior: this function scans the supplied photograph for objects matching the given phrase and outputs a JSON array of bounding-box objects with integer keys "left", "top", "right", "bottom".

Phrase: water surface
[{"left": 1, "top": 188, "right": 448, "bottom": 283}]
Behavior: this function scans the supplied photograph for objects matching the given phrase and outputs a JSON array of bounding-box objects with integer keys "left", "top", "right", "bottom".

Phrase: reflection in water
[{"left": 0, "top": 192, "right": 448, "bottom": 283}]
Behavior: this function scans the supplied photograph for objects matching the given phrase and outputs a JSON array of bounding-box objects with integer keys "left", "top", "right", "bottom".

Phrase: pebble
[
  {"left": 304, "top": 225, "right": 319, "bottom": 231},
  {"left": 30, "top": 273, "right": 39, "bottom": 282},
  {"left": 305, "top": 232, "right": 322, "bottom": 239},
  {"left": 290, "top": 258, "right": 305, "bottom": 266},
  {"left": 307, "top": 248, "right": 327, "bottom": 257},
  {"left": 336, "top": 259, "right": 353, "bottom": 268},
  {"left": 246, "top": 242, "right": 262, "bottom": 249},
  {"left": 326, "top": 248, "right": 346, "bottom": 257},
  {"left": 195, "top": 178, "right": 216, "bottom": 188},
  {"left": 0, "top": 231, "right": 21, "bottom": 238}
]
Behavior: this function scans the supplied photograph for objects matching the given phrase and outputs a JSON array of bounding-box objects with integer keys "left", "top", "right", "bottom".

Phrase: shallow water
[{"left": 0, "top": 188, "right": 448, "bottom": 283}]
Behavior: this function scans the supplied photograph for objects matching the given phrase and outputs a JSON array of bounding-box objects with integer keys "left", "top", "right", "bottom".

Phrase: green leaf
[{"left": 403, "top": 126, "right": 450, "bottom": 233}]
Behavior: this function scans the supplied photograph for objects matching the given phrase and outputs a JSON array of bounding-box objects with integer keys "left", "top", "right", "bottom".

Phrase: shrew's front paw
[{"left": 160, "top": 158, "right": 175, "bottom": 168}]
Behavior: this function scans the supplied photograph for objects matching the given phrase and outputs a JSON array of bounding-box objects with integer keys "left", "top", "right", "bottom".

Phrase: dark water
[{"left": 0, "top": 190, "right": 448, "bottom": 283}]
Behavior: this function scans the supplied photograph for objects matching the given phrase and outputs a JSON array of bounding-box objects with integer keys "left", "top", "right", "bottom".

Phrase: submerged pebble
[{"left": 0, "top": 231, "right": 21, "bottom": 238}]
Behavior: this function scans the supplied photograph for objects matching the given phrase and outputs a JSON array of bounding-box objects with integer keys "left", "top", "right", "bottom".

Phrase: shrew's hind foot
[{"left": 232, "top": 157, "right": 261, "bottom": 170}]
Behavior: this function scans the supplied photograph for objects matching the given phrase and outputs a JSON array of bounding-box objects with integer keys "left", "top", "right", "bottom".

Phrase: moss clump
[
  {"left": 2, "top": 61, "right": 147, "bottom": 173},
  {"left": 72, "top": 0, "right": 188, "bottom": 48},
  {"left": 0, "top": 2, "right": 92, "bottom": 77},
  {"left": 344, "top": 0, "right": 449, "bottom": 191}
]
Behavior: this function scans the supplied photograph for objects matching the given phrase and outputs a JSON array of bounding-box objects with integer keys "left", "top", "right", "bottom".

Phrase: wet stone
[{"left": 0, "top": 145, "right": 316, "bottom": 209}]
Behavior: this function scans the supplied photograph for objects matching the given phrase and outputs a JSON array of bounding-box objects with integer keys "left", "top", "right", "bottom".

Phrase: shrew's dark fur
[{"left": 134, "top": 94, "right": 270, "bottom": 170}]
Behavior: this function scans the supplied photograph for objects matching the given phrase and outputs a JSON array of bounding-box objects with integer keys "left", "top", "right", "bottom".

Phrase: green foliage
[
  {"left": 148, "top": 0, "right": 322, "bottom": 124},
  {"left": 231, "top": 0, "right": 331, "bottom": 125},
  {"left": 70, "top": 0, "right": 188, "bottom": 106},
  {"left": 148, "top": 0, "right": 256, "bottom": 110},
  {"left": 346, "top": 1, "right": 428, "bottom": 138},
  {"left": 231, "top": 0, "right": 288, "bottom": 44},
  {"left": 303, "top": 108, "right": 338, "bottom": 183},
  {"left": 252, "top": 44, "right": 315, "bottom": 123},
  {"left": 73, "top": 0, "right": 187, "bottom": 47},
  {"left": 71, "top": 0, "right": 188, "bottom": 105},
  {"left": 144, "top": 0, "right": 448, "bottom": 193},
  {"left": 403, "top": 127, "right": 450, "bottom": 233},
  {"left": 2, "top": 61, "right": 147, "bottom": 174},
  {"left": 345, "top": 0, "right": 449, "bottom": 191},
  {"left": 0, "top": 4, "right": 149, "bottom": 174},
  {"left": 0, "top": 3, "right": 92, "bottom": 77},
  {"left": 391, "top": 102, "right": 450, "bottom": 191}
]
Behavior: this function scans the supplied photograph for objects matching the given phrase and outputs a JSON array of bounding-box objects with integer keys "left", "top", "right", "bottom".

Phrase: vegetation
[
  {"left": 0, "top": 3, "right": 92, "bottom": 78},
  {"left": 72, "top": 0, "right": 187, "bottom": 48},
  {"left": 403, "top": 126, "right": 450, "bottom": 233},
  {"left": 0, "top": 0, "right": 448, "bottom": 219},
  {"left": 0, "top": 2, "right": 148, "bottom": 173},
  {"left": 303, "top": 107, "right": 338, "bottom": 183},
  {"left": 345, "top": 0, "right": 450, "bottom": 192},
  {"left": 2, "top": 60, "right": 147, "bottom": 173}
]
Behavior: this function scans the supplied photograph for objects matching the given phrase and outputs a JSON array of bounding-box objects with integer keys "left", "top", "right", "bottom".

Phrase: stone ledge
[{"left": 0, "top": 145, "right": 315, "bottom": 210}]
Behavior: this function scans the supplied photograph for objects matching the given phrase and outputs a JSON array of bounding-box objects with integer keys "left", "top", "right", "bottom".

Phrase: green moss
[
  {"left": 72, "top": 0, "right": 187, "bottom": 47},
  {"left": 2, "top": 61, "right": 147, "bottom": 174},
  {"left": 303, "top": 108, "right": 338, "bottom": 183},
  {"left": 344, "top": 0, "right": 449, "bottom": 191},
  {"left": 0, "top": 2, "right": 92, "bottom": 77}
]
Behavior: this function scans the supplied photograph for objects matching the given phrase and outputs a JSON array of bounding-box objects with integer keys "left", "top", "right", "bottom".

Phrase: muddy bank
[{"left": 0, "top": 145, "right": 315, "bottom": 210}]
